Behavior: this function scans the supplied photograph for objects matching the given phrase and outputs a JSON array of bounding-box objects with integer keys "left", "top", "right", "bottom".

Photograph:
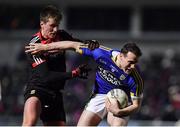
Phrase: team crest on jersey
[
  {"left": 98, "top": 66, "right": 122, "bottom": 86},
  {"left": 119, "top": 74, "right": 126, "bottom": 80}
]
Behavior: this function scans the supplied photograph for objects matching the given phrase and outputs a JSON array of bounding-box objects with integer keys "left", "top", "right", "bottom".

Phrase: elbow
[{"left": 133, "top": 103, "right": 141, "bottom": 113}]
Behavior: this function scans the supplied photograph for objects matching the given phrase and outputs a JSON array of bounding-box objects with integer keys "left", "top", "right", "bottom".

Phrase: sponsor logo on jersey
[
  {"left": 98, "top": 66, "right": 122, "bottom": 86},
  {"left": 120, "top": 74, "right": 126, "bottom": 80},
  {"left": 110, "top": 64, "right": 119, "bottom": 73},
  {"left": 44, "top": 105, "right": 49, "bottom": 108},
  {"left": 30, "top": 90, "right": 36, "bottom": 94},
  {"left": 32, "top": 55, "right": 46, "bottom": 67},
  {"left": 99, "top": 58, "right": 107, "bottom": 65}
]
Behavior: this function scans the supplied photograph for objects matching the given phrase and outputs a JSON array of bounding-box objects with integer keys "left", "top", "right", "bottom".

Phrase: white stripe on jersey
[
  {"left": 36, "top": 57, "right": 41, "bottom": 64},
  {"left": 38, "top": 58, "right": 43, "bottom": 63},
  {"left": 30, "top": 36, "right": 40, "bottom": 44},
  {"left": 32, "top": 55, "right": 44, "bottom": 64},
  {"left": 30, "top": 36, "right": 44, "bottom": 65}
]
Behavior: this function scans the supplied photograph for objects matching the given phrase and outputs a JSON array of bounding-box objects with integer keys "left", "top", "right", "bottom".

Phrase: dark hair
[
  {"left": 121, "top": 43, "right": 142, "bottom": 57},
  {"left": 40, "top": 5, "right": 62, "bottom": 23}
]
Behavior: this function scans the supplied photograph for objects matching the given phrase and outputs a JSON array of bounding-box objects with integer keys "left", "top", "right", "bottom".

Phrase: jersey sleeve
[
  {"left": 35, "top": 62, "right": 72, "bottom": 82},
  {"left": 76, "top": 45, "right": 112, "bottom": 59},
  {"left": 129, "top": 67, "right": 144, "bottom": 100}
]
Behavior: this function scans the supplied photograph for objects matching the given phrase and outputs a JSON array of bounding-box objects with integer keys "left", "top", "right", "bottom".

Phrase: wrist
[
  {"left": 44, "top": 44, "right": 49, "bottom": 51},
  {"left": 113, "top": 110, "right": 121, "bottom": 117},
  {"left": 72, "top": 69, "right": 79, "bottom": 77}
]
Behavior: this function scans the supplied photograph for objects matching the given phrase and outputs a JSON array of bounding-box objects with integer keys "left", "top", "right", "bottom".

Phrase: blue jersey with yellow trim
[{"left": 78, "top": 46, "right": 144, "bottom": 101}]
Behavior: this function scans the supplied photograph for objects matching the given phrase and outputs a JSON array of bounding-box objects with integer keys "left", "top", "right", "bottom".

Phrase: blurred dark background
[{"left": 0, "top": 0, "right": 180, "bottom": 126}]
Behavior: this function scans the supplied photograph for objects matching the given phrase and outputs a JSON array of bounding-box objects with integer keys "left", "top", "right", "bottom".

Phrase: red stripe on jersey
[
  {"left": 32, "top": 60, "right": 46, "bottom": 68},
  {"left": 34, "top": 31, "right": 52, "bottom": 44}
]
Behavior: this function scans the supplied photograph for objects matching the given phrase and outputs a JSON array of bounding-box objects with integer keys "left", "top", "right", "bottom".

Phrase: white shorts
[
  {"left": 85, "top": 94, "right": 130, "bottom": 120},
  {"left": 85, "top": 94, "right": 107, "bottom": 119}
]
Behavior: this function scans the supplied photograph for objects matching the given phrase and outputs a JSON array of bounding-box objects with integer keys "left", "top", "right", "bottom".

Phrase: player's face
[
  {"left": 40, "top": 17, "right": 59, "bottom": 39},
  {"left": 119, "top": 52, "right": 138, "bottom": 74}
]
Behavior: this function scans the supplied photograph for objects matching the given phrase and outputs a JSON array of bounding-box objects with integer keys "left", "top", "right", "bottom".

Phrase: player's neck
[{"left": 40, "top": 30, "right": 49, "bottom": 40}]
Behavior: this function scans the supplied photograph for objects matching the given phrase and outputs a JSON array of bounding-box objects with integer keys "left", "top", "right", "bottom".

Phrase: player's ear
[
  {"left": 118, "top": 53, "right": 123, "bottom": 59},
  {"left": 40, "top": 21, "right": 44, "bottom": 27},
  {"left": 120, "top": 53, "right": 126, "bottom": 58}
]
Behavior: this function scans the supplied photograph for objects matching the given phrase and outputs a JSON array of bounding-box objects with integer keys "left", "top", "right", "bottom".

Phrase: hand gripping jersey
[{"left": 77, "top": 46, "right": 144, "bottom": 102}]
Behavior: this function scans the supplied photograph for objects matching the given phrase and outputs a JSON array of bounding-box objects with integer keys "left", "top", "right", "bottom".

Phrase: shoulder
[
  {"left": 29, "top": 32, "right": 41, "bottom": 44},
  {"left": 110, "top": 50, "right": 120, "bottom": 62},
  {"left": 58, "top": 29, "right": 73, "bottom": 38},
  {"left": 58, "top": 29, "right": 70, "bottom": 34},
  {"left": 57, "top": 29, "right": 82, "bottom": 41},
  {"left": 111, "top": 50, "right": 120, "bottom": 57}
]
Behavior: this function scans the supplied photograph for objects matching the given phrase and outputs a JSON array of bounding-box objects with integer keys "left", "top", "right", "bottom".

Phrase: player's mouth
[
  {"left": 51, "top": 32, "right": 56, "bottom": 36},
  {"left": 125, "top": 68, "right": 131, "bottom": 74},
  {"left": 49, "top": 33, "right": 56, "bottom": 37}
]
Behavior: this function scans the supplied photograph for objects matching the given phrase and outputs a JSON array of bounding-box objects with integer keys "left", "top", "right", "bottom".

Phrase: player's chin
[
  {"left": 49, "top": 34, "right": 56, "bottom": 39},
  {"left": 125, "top": 69, "right": 131, "bottom": 74}
]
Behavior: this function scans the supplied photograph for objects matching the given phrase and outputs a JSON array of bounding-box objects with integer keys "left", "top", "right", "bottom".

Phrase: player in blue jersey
[{"left": 25, "top": 41, "right": 144, "bottom": 126}]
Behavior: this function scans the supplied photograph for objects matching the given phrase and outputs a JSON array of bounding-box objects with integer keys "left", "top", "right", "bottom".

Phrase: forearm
[
  {"left": 112, "top": 99, "right": 142, "bottom": 117},
  {"left": 46, "top": 41, "right": 83, "bottom": 51},
  {"left": 114, "top": 103, "right": 140, "bottom": 117},
  {"left": 45, "top": 71, "right": 73, "bottom": 82},
  {"left": 36, "top": 62, "right": 73, "bottom": 82},
  {"left": 25, "top": 40, "right": 99, "bottom": 54}
]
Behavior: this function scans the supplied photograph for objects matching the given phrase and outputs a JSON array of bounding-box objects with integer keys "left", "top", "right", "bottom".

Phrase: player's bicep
[
  {"left": 130, "top": 68, "right": 144, "bottom": 100},
  {"left": 130, "top": 82, "right": 143, "bottom": 101}
]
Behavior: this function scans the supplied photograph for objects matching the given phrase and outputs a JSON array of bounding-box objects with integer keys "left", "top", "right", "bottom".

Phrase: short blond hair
[{"left": 40, "top": 5, "right": 62, "bottom": 23}]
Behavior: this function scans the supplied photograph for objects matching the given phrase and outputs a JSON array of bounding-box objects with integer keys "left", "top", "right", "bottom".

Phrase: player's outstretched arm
[
  {"left": 37, "top": 62, "right": 91, "bottom": 83},
  {"left": 25, "top": 41, "right": 81, "bottom": 54},
  {"left": 25, "top": 40, "right": 100, "bottom": 54}
]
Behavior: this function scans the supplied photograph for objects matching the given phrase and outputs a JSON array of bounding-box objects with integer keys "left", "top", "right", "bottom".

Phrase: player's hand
[
  {"left": 105, "top": 98, "right": 111, "bottom": 112},
  {"left": 72, "top": 64, "right": 92, "bottom": 79},
  {"left": 105, "top": 97, "right": 121, "bottom": 116},
  {"left": 25, "top": 43, "right": 47, "bottom": 54},
  {"left": 84, "top": 40, "right": 100, "bottom": 50},
  {"left": 105, "top": 97, "right": 119, "bottom": 111}
]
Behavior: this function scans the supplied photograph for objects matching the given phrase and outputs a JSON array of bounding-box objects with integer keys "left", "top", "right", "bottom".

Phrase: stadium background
[{"left": 0, "top": 0, "right": 180, "bottom": 126}]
